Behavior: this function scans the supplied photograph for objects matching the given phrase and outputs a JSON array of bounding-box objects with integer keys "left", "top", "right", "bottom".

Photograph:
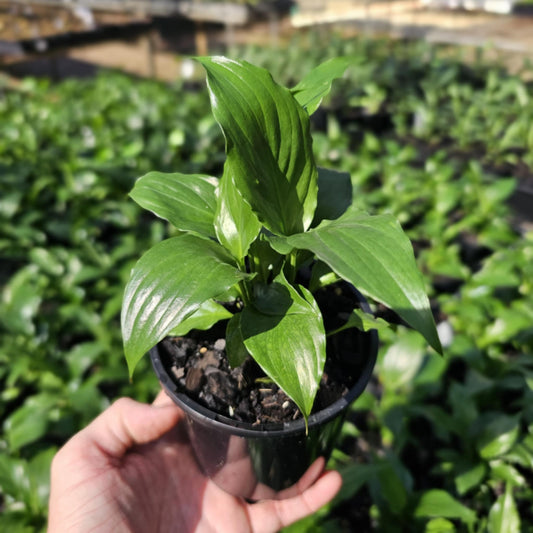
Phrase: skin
[{"left": 48, "top": 391, "right": 342, "bottom": 533}]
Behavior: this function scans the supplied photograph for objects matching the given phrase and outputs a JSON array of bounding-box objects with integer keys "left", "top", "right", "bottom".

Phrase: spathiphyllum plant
[{"left": 121, "top": 56, "right": 443, "bottom": 427}]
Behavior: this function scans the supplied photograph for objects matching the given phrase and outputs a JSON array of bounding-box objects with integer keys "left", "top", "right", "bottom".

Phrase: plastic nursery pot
[{"left": 150, "top": 285, "right": 378, "bottom": 501}]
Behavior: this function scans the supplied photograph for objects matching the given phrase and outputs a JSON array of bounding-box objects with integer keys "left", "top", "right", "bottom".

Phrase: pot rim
[{"left": 150, "top": 286, "right": 378, "bottom": 438}]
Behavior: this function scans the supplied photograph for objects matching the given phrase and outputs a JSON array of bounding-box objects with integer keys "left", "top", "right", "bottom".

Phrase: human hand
[{"left": 48, "top": 391, "right": 342, "bottom": 533}]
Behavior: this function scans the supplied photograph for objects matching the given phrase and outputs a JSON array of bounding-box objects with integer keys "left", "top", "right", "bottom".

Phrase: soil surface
[{"left": 158, "top": 282, "right": 371, "bottom": 425}]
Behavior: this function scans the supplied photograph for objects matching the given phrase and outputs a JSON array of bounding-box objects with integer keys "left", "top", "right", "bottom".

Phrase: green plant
[
  {"left": 2, "top": 35, "right": 532, "bottom": 530},
  {"left": 121, "top": 56, "right": 442, "bottom": 425}
]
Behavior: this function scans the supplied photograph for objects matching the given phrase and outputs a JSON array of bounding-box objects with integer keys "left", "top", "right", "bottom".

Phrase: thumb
[
  {"left": 247, "top": 470, "right": 343, "bottom": 531},
  {"left": 74, "top": 397, "right": 183, "bottom": 458}
]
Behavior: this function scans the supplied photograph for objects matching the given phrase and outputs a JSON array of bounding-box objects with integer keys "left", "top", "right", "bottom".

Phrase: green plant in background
[
  {"left": 121, "top": 57, "right": 442, "bottom": 425},
  {"left": 1, "top": 33, "right": 533, "bottom": 532},
  {"left": 0, "top": 73, "right": 219, "bottom": 531}
]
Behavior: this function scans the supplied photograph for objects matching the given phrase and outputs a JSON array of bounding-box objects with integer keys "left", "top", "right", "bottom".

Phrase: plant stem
[
  {"left": 285, "top": 250, "right": 298, "bottom": 284},
  {"left": 238, "top": 279, "right": 252, "bottom": 306}
]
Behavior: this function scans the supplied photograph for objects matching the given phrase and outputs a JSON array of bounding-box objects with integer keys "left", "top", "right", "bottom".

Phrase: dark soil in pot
[{"left": 158, "top": 281, "right": 372, "bottom": 426}]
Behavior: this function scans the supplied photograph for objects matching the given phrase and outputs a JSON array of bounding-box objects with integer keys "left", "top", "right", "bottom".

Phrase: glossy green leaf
[
  {"left": 488, "top": 485, "right": 520, "bottom": 533},
  {"left": 415, "top": 490, "right": 476, "bottom": 524},
  {"left": 198, "top": 56, "right": 318, "bottom": 236},
  {"left": 130, "top": 171, "right": 218, "bottom": 238},
  {"left": 311, "top": 167, "right": 353, "bottom": 227},
  {"left": 291, "top": 57, "right": 351, "bottom": 115},
  {"left": 284, "top": 209, "right": 442, "bottom": 353},
  {"left": 122, "top": 235, "right": 247, "bottom": 376},
  {"left": 240, "top": 272, "right": 326, "bottom": 422},
  {"left": 214, "top": 165, "right": 261, "bottom": 260},
  {"left": 168, "top": 299, "right": 233, "bottom": 336}
]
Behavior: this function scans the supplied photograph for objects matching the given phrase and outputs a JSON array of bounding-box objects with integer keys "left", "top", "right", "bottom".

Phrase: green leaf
[
  {"left": 248, "top": 233, "right": 285, "bottom": 284},
  {"left": 480, "top": 302, "right": 533, "bottom": 348},
  {"left": 0, "top": 266, "right": 42, "bottom": 335},
  {"left": 29, "top": 247, "right": 64, "bottom": 276},
  {"left": 197, "top": 56, "right": 318, "bottom": 236},
  {"left": 4, "top": 395, "right": 57, "bottom": 451},
  {"left": 312, "top": 167, "right": 353, "bottom": 227},
  {"left": 0, "top": 454, "right": 29, "bottom": 501},
  {"left": 284, "top": 209, "right": 442, "bottom": 353},
  {"left": 226, "top": 313, "right": 249, "bottom": 368},
  {"left": 65, "top": 341, "right": 105, "bottom": 377},
  {"left": 490, "top": 460, "right": 526, "bottom": 487},
  {"left": 477, "top": 415, "right": 520, "bottom": 459},
  {"left": 309, "top": 261, "right": 339, "bottom": 292},
  {"left": 130, "top": 171, "right": 218, "bottom": 238},
  {"left": 214, "top": 165, "right": 261, "bottom": 260},
  {"left": 0, "top": 513, "right": 35, "bottom": 533},
  {"left": 378, "top": 330, "right": 427, "bottom": 390},
  {"left": 122, "top": 235, "right": 247, "bottom": 376},
  {"left": 375, "top": 461, "right": 408, "bottom": 514},
  {"left": 27, "top": 447, "right": 56, "bottom": 510},
  {"left": 488, "top": 484, "right": 520, "bottom": 533},
  {"left": 240, "top": 272, "right": 326, "bottom": 422},
  {"left": 455, "top": 462, "right": 487, "bottom": 495},
  {"left": 415, "top": 490, "right": 476, "bottom": 524},
  {"left": 336, "top": 463, "right": 379, "bottom": 501},
  {"left": 503, "top": 441, "right": 533, "bottom": 469},
  {"left": 168, "top": 299, "right": 233, "bottom": 337},
  {"left": 425, "top": 518, "right": 456, "bottom": 532},
  {"left": 291, "top": 57, "right": 351, "bottom": 115},
  {"left": 329, "top": 307, "right": 391, "bottom": 335}
]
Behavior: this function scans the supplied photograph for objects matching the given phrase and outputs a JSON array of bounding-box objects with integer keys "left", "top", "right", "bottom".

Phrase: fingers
[
  {"left": 73, "top": 396, "right": 183, "bottom": 458},
  {"left": 152, "top": 388, "right": 174, "bottom": 407},
  {"left": 247, "top": 469, "right": 343, "bottom": 532},
  {"left": 275, "top": 457, "right": 326, "bottom": 500}
]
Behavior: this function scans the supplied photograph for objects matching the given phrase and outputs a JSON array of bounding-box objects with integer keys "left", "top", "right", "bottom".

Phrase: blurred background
[{"left": 1, "top": 0, "right": 532, "bottom": 531}]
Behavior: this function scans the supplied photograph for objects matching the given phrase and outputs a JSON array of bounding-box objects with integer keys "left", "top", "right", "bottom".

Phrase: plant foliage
[
  {"left": 121, "top": 56, "right": 441, "bottom": 425},
  {"left": 1, "top": 32, "right": 532, "bottom": 531}
]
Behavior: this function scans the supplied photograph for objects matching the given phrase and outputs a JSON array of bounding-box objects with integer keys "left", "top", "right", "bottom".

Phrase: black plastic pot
[{"left": 150, "top": 286, "right": 378, "bottom": 500}]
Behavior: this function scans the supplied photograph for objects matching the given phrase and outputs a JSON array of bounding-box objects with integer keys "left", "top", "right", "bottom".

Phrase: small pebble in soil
[
  {"left": 171, "top": 366, "right": 185, "bottom": 380},
  {"left": 214, "top": 338, "right": 226, "bottom": 351}
]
